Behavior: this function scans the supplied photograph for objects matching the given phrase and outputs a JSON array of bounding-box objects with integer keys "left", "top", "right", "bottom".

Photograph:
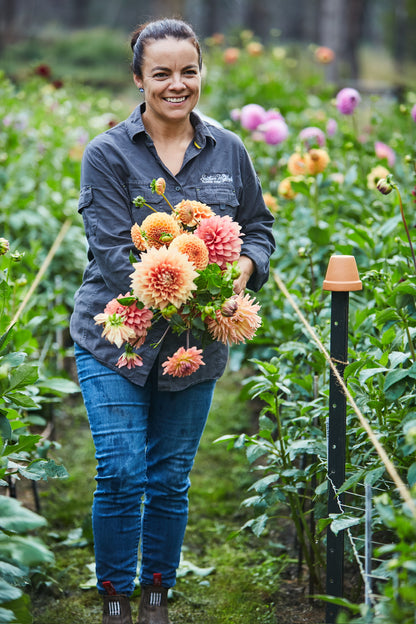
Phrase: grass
[{"left": 29, "top": 368, "right": 291, "bottom": 624}]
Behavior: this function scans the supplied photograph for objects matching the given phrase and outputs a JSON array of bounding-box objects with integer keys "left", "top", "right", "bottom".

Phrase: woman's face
[{"left": 134, "top": 37, "right": 201, "bottom": 126}]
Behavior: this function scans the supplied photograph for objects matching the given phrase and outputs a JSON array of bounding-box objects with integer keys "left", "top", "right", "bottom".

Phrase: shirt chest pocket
[
  {"left": 196, "top": 186, "right": 239, "bottom": 218},
  {"left": 127, "top": 182, "right": 167, "bottom": 223}
]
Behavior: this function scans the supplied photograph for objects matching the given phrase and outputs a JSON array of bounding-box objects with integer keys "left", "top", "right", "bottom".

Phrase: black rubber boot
[
  {"left": 137, "top": 584, "right": 172, "bottom": 624},
  {"left": 102, "top": 593, "right": 133, "bottom": 624}
]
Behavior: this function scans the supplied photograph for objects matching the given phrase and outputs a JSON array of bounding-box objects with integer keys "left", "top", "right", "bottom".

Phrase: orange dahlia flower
[
  {"left": 140, "top": 212, "right": 181, "bottom": 249},
  {"left": 206, "top": 292, "right": 261, "bottom": 345},
  {"left": 170, "top": 233, "right": 209, "bottom": 270},
  {"left": 305, "top": 148, "right": 330, "bottom": 174},
  {"left": 131, "top": 223, "right": 148, "bottom": 252},
  {"left": 223, "top": 47, "right": 240, "bottom": 64},
  {"left": 287, "top": 153, "right": 309, "bottom": 176},
  {"left": 129, "top": 245, "right": 198, "bottom": 310},
  {"left": 162, "top": 346, "right": 205, "bottom": 377},
  {"left": 278, "top": 176, "right": 300, "bottom": 199},
  {"left": 315, "top": 46, "right": 335, "bottom": 64},
  {"left": 174, "top": 199, "right": 214, "bottom": 226}
]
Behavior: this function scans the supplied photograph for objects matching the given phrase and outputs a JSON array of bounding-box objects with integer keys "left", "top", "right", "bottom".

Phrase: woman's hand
[{"left": 233, "top": 255, "right": 255, "bottom": 294}]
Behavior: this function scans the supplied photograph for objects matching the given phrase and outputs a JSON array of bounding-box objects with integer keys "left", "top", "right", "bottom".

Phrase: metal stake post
[{"left": 323, "top": 256, "right": 362, "bottom": 624}]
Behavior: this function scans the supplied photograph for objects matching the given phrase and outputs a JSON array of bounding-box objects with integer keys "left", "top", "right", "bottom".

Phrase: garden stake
[{"left": 323, "top": 255, "right": 362, "bottom": 624}]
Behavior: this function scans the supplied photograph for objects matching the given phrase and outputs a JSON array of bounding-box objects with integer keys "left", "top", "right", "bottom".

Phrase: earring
[{"left": 139, "top": 88, "right": 144, "bottom": 93}]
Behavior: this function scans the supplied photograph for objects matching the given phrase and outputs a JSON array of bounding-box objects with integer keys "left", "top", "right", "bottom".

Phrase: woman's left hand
[{"left": 233, "top": 255, "right": 255, "bottom": 294}]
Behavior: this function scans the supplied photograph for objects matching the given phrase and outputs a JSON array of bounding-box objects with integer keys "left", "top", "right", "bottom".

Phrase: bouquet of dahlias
[{"left": 94, "top": 178, "right": 261, "bottom": 377}]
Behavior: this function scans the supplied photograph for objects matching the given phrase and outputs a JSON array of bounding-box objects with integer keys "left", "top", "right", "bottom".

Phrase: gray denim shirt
[{"left": 70, "top": 104, "right": 275, "bottom": 390}]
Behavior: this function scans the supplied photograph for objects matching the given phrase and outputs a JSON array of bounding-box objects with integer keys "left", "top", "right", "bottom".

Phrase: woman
[{"left": 70, "top": 18, "right": 275, "bottom": 624}]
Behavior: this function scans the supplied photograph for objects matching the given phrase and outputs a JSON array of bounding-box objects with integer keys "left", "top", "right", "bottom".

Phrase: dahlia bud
[
  {"left": 133, "top": 195, "right": 146, "bottom": 208},
  {"left": 161, "top": 304, "right": 178, "bottom": 319},
  {"left": 221, "top": 297, "right": 238, "bottom": 317},
  {"left": 0, "top": 238, "right": 10, "bottom": 255},
  {"left": 376, "top": 177, "right": 393, "bottom": 195},
  {"left": 159, "top": 233, "right": 174, "bottom": 244},
  {"left": 152, "top": 178, "right": 166, "bottom": 195}
]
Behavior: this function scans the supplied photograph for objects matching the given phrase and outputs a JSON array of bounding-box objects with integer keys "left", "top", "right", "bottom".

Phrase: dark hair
[{"left": 130, "top": 18, "right": 202, "bottom": 78}]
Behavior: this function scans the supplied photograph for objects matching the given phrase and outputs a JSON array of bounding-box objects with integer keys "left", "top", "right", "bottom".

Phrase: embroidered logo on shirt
[{"left": 201, "top": 174, "right": 233, "bottom": 185}]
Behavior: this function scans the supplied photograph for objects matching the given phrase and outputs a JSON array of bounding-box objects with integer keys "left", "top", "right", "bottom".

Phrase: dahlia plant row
[{"left": 94, "top": 178, "right": 261, "bottom": 377}]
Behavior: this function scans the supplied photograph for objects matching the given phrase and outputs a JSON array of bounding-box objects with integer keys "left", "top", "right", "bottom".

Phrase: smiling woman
[{"left": 69, "top": 16, "right": 275, "bottom": 624}]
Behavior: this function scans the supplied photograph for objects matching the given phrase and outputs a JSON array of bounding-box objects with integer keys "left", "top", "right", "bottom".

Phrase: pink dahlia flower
[
  {"left": 194, "top": 215, "right": 243, "bottom": 270},
  {"left": 130, "top": 246, "right": 198, "bottom": 310},
  {"left": 101, "top": 293, "right": 153, "bottom": 345},
  {"left": 412, "top": 104, "right": 416, "bottom": 123},
  {"left": 206, "top": 292, "right": 261, "bottom": 345},
  {"left": 375, "top": 141, "right": 396, "bottom": 168},
  {"left": 116, "top": 351, "right": 144, "bottom": 369},
  {"left": 299, "top": 126, "right": 326, "bottom": 148},
  {"left": 259, "top": 119, "right": 289, "bottom": 145},
  {"left": 326, "top": 118, "right": 338, "bottom": 137},
  {"left": 240, "top": 104, "right": 266, "bottom": 131},
  {"left": 263, "top": 109, "right": 284, "bottom": 122},
  {"left": 162, "top": 346, "right": 205, "bottom": 377},
  {"left": 335, "top": 87, "right": 361, "bottom": 115}
]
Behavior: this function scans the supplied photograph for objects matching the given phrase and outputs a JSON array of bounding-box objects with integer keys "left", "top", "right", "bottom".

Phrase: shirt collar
[{"left": 125, "top": 103, "right": 216, "bottom": 147}]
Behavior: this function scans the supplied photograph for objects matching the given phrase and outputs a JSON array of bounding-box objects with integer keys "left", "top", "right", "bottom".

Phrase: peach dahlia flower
[
  {"left": 131, "top": 223, "right": 148, "bottom": 252},
  {"left": 162, "top": 346, "right": 205, "bottom": 377},
  {"left": 170, "top": 233, "right": 209, "bottom": 270},
  {"left": 129, "top": 245, "right": 198, "bottom": 310},
  {"left": 174, "top": 199, "right": 214, "bottom": 226},
  {"left": 206, "top": 292, "right": 261, "bottom": 345}
]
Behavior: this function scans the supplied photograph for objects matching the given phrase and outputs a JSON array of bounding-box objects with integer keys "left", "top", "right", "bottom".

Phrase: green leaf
[
  {"left": 22, "top": 459, "right": 68, "bottom": 481},
  {"left": 359, "top": 367, "right": 388, "bottom": 384},
  {"left": 384, "top": 368, "right": 410, "bottom": 391},
  {"left": 0, "top": 414, "right": 12, "bottom": 441},
  {"left": 37, "top": 377, "right": 80, "bottom": 395},
  {"left": 3, "top": 434, "right": 42, "bottom": 457},
  {"left": 0, "top": 495, "right": 47, "bottom": 532},
  {"left": 0, "top": 579, "right": 22, "bottom": 603},
  {"left": 313, "top": 594, "right": 361, "bottom": 613},
  {"left": 0, "top": 607, "right": 17, "bottom": 623},
  {"left": 7, "top": 365, "right": 38, "bottom": 391},
  {"left": 116, "top": 296, "right": 136, "bottom": 306},
  {"left": 364, "top": 466, "right": 385, "bottom": 486},
  {"left": 0, "top": 534, "right": 53, "bottom": 567},
  {"left": 0, "top": 593, "right": 32, "bottom": 624},
  {"left": 407, "top": 462, "right": 416, "bottom": 487},
  {"left": 5, "top": 392, "right": 39, "bottom": 408},
  {"left": 329, "top": 514, "right": 361, "bottom": 535}
]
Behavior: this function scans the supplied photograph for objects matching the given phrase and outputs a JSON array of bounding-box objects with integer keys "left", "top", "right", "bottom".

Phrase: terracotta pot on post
[
  {"left": 323, "top": 255, "right": 362, "bottom": 624},
  {"left": 323, "top": 255, "right": 362, "bottom": 292}
]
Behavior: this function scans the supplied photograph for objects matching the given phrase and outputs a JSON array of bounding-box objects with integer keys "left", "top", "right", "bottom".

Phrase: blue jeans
[{"left": 74, "top": 344, "right": 215, "bottom": 595}]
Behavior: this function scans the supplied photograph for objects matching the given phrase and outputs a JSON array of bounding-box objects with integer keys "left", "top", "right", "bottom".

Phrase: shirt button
[{"left": 175, "top": 186, "right": 181, "bottom": 191}]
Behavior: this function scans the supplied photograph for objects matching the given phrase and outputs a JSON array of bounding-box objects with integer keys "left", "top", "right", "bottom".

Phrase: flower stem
[
  {"left": 394, "top": 186, "right": 416, "bottom": 274},
  {"left": 161, "top": 194, "right": 175, "bottom": 212}
]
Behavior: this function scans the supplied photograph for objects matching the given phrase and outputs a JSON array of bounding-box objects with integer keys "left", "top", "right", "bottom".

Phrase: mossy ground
[{"left": 28, "top": 369, "right": 325, "bottom": 624}]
